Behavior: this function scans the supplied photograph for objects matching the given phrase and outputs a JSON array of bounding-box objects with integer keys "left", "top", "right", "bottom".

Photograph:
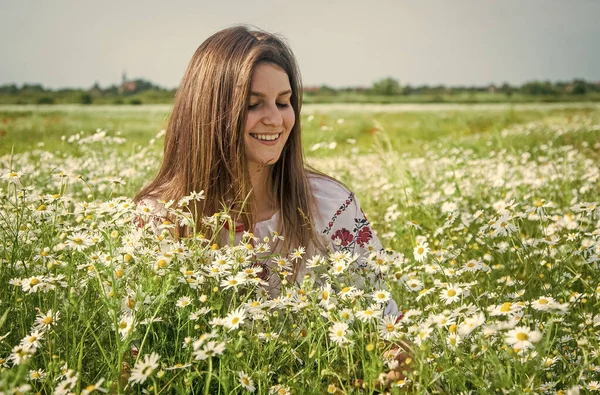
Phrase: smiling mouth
[{"left": 250, "top": 133, "right": 281, "bottom": 142}]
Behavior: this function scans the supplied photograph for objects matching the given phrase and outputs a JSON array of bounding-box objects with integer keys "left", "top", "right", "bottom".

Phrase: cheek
[
  {"left": 284, "top": 109, "right": 296, "bottom": 132},
  {"left": 245, "top": 113, "right": 257, "bottom": 134}
]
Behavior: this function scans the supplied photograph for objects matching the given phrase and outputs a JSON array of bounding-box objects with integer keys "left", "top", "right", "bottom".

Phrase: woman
[{"left": 135, "top": 25, "right": 410, "bottom": 386}]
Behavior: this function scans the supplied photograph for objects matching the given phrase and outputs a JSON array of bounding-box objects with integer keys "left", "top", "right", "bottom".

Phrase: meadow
[{"left": 0, "top": 103, "right": 599, "bottom": 394}]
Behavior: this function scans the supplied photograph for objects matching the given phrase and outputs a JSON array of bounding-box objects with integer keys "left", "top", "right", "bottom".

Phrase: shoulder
[
  {"left": 307, "top": 173, "right": 357, "bottom": 233},
  {"left": 307, "top": 173, "right": 353, "bottom": 202}
]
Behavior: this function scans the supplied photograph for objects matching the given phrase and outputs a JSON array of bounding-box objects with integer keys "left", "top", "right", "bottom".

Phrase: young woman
[{"left": 135, "top": 25, "right": 409, "bottom": 385}]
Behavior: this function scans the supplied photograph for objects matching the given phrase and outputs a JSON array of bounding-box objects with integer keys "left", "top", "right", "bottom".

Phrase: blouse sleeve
[{"left": 312, "top": 177, "right": 400, "bottom": 317}]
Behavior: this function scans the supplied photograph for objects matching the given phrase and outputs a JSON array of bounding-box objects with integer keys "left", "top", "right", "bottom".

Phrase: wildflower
[
  {"left": 379, "top": 315, "right": 401, "bottom": 340},
  {"left": 9, "top": 345, "right": 34, "bottom": 365},
  {"left": 238, "top": 371, "right": 256, "bottom": 392},
  {"left": 290, "top": 246, "right": 305, "bottom": 261},
  {"left": 21, "top": 276, "right": 46, "bottom": 294},
  {"left": 505, "top": 326, "right": 542, "bottom": 351},
  {"left": 491, "top": 214, "right": 517, "bottom": 237},
  {"left": 489, "top": 302, "right": 522, "bottom": 317},
  {"left": 193, "top": 340, "right": 226, "bottom": 360},
  {"left": 269, "top": 385, "right": 291, "bottom": 395},
  {"left": 461, "top": 259, "right": 483, "bottom": 273},
  {"left": 35, "top": 309, "right": 60, "bottom": 331},
  {"left": 439, "top": 285, "right": 462, "bottom": 304},
  {"left": 319, "top": 283, "right": 334, "bottom": 307},
  {"left": 20, "top": 330, "right": 44, "bottom": 350},
  {"left": 329, "top": 322, "right": 352, "bottom": 346},
  {"left": 66, "top": 231, "right": 93, "bottom": 252},
  {"left": 116, "top": 313, "right": 134, "bottom": 340},
  {"left": 368, "top": 250, "right": 390, "bottom": 273},
  {"left": 587, "top": 381, "right": 600, "bottom": 391},
  {"left": 405, "top": 278, "right": 424, "bottom": 292},
  {"left": 176, "top": 296, "right": 192, "bottom": 308},
  {"left": 220, "top": 274, "right": 246, "bottom": 290},
  {"left": 457, "top": 313, "right": 485, "bottom": 337},
  {"left": 413, "top": 241, "right": 430, "bottom": 262},
  {"left": 416, "top": 287, "right": 434, "bottom": 301},
  {"left": 1, "top": 170, "right": 24, "bottom": 185},
  {"left": 81, "top": 378, "right": 107, "bottom": 394},
  {"left": 356, "top": 304, "right": 382, "bottom": 322},
  {"left": 371, "top": 289, "right": 390, "bottom": 304},
  {"left": 190, "top": 307, "right": 211, "bottom": 321},
  {"left": 129, "top": 352, "right": 160, "bottom": 384},
  {"left": 224, "top": 307, "right": 246, "bottom": 331},
  {"left": 530, "top": 296, "right": 557, "bottom": 312},
  {"left": 29, "top": 369, "right": 47, "bottom": 380}
]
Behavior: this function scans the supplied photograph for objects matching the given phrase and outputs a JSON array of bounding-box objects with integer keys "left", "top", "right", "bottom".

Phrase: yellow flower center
[
  {"left": 43, "top": 316, "right": 53, "bottom": 324},
  {"left": 417, "top": 247, "right": 424, "bottom": 255},
  {"left": 516, "top": 332, "right": 528, "bottom": 341},
  {"left": 231, "top": 317, "right": 239, "bottom": 325},
  {"left": 447, "top": 290, "right": 457, "bottom": 297},
  {"left": 538, "top": 298, "right": 548, "bottom": 305},
  {"left": 30, "top": 278, "right": 40, "bottom": 286},
  {"left": 500, "top": 302, "right": 512, "bottom": 313}
]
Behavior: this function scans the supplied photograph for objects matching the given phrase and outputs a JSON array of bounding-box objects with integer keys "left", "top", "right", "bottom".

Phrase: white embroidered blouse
[{"left": 139, "top": 174, "right": 400, "bottom": 316}]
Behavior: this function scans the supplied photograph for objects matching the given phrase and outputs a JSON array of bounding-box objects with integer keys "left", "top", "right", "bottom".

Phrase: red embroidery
[
  {"left": 356, "top": 226, "right": 373, "bottom": 247},
  {"left": 332, "top": 228, "right": 353, "bottom": 247}
]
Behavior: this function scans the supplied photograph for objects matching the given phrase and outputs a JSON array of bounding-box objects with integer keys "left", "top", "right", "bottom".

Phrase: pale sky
[{"left": 1, "top": 0, "right": 599, "bottom": 89}]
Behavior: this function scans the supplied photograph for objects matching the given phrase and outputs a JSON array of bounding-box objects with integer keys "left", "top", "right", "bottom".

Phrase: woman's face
[{"left": 244, "top": 62, "right": 295, "bottom": 172}]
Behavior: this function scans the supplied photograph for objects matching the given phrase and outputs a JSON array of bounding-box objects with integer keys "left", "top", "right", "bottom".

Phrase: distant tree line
[
  {"left": 313, "top": 78, "right": 600, "bottom": 97},
  {"left": 0, "top": 77, "right": 599, "bottom": 105}
]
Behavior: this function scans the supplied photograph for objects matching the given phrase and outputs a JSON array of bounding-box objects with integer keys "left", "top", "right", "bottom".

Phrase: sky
[{"left": 1, "top": 0, "right": 599, "bottom": 89}]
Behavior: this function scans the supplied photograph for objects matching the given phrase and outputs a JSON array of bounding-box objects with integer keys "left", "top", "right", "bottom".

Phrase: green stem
[{"left": 204, "top": 357, "right": 213, "bottom": 395}]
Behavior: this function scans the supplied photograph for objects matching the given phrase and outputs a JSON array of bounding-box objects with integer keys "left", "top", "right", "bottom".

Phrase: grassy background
[{"left": 2, "top": 103, "right": 599, "bottom": 159}]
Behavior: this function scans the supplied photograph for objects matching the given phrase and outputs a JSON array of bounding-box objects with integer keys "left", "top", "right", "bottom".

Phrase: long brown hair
[{"left": 135, "top": 25, "right": 316, "bottom": 263}]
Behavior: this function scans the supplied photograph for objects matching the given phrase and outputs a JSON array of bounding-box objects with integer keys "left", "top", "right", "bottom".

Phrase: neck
[{"left": 248, "top": 163, "right": 276, "bottom": 218}]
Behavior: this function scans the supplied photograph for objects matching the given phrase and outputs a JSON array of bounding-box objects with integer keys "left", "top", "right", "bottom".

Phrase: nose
[{"left": 261, "top": 102, "right": 283, "bottom": 127}]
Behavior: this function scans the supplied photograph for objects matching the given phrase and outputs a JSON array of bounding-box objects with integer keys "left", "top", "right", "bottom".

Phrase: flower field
[{"left": 0, "top": 105, "right": 599, "bottom": 394}]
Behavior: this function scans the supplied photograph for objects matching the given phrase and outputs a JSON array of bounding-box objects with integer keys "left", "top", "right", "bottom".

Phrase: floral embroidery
[
  {"left": 323, "top": 193, "right": 354, "bottom": 234},
  {"left": 332, "top": 228, "right": 354, "bottom": 246},
  {"left": 356, "top": 226, "right": 372, "bottom": 247}
]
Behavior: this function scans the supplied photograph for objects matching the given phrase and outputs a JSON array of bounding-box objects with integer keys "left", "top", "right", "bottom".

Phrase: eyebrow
[{"left": 250, "top": 90, "right": 292, "bottom": 97}]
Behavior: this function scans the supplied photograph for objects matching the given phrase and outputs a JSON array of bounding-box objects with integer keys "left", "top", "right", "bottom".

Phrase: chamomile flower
[
  {"left": 505, "top": 326, "right": 542, "bottom": 351},
  {"left": 439, "top": 285, "right": 462, "bottom": 304},
  {"left": 20, "top": 330, "right": 44, "bottom": 350},
  {"left": 224, "top": 307, "right": 246, "bottom": 331},
  {"left": 356, "top": 304, "right": 382, "bottom": 322},
  {"left": 405, "top": 278, "right": 424, "bottom": 292},
  {"left": 193, "top": 340, "right": 226, "bottom": 360},
  {"left": 238, "top": 371, "right": 256, "bottom": 392},
  {"left": 34, "top": 309, "right": 60, "bottom": 331},
  {"left": 328, "top": 322, "right": 352, "bottom": 346},
  {"left": 176, "top": 296, "right": 192, "bottom": 308},
  {"left": 413, "top": 241, "right": 430, "bottom": 262},
  {"left": 129, "top": 352, "right": 160, "bottom": 384},
  {"left": 371, "top": 289, "right": 391, "bottom": 304}
]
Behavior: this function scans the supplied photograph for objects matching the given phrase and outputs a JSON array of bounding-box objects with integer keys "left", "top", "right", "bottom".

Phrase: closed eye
[{"left": 248, "top": 102, "right": 290, "bottom": 110}]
